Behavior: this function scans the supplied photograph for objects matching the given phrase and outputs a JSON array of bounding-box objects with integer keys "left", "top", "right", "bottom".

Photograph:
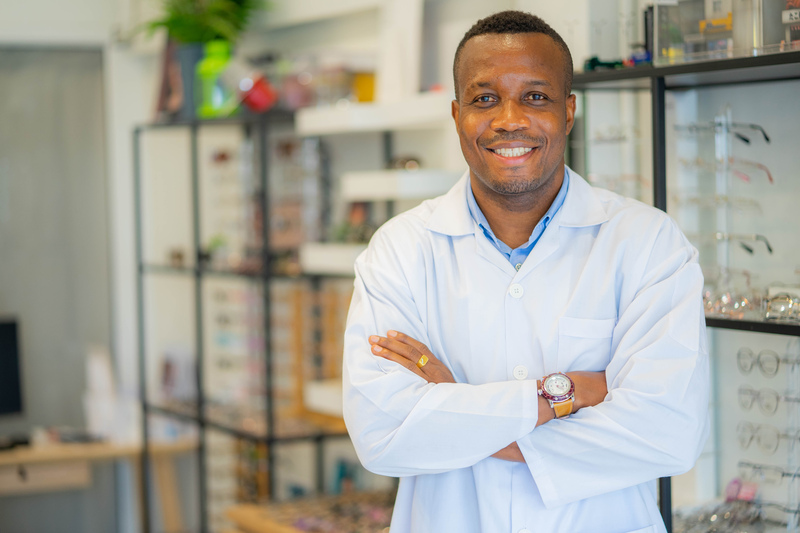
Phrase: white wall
[{"left": 0, "top": 0, "right": 117, "bottom": 45}]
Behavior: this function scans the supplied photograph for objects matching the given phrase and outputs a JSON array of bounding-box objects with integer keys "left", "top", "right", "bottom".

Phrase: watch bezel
[{"left": 539, "top": 372, "right": 575, "bottom": 402}]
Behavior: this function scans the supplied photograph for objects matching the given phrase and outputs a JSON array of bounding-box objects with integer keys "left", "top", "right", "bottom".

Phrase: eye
[
  {"left": 525, "top": 93, "right": 547, "bottom": 102},
  {"left": 472, "top": 94, "right": 496, "bottom": 105}
]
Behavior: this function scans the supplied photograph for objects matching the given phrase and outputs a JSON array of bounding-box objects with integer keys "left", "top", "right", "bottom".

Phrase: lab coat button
[
  {"left": 509, "top": 284, "right": 524, "bottom": 298},
  {"left": 513, "top": 365, "right": 528, "bottom": 380}
]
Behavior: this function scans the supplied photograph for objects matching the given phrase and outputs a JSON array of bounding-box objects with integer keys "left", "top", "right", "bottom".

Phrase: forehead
[{"left": 457, "top": 33, "right": 565, "bottom": 93}]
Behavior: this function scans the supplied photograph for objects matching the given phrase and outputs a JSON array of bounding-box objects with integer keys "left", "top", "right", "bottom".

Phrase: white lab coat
[{"left": 343, "top": 169, "right": 709, "bottom": 533}]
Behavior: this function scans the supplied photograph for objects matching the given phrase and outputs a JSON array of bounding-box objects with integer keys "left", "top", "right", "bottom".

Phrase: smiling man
[{"left": 342, "top": 10, "right": 709, "bottom": 533}]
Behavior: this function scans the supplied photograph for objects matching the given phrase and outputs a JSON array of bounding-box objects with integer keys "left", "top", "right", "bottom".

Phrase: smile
[{"left": 489, "top": 147, "right": 533, "bottom": 158}]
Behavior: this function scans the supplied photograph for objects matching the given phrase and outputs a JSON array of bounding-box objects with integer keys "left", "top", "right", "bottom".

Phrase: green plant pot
[{"left": 175, "top": 42, "right": 204, "bottom": 121}]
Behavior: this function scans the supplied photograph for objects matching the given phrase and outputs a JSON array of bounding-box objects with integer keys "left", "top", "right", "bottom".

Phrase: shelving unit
[
  {"left": 133, "top": 112, "right": 352, "bottom": 533},
  {"left": 295, "top": 91, "right": 452, "bottom": 136},
  {"left": 572, "top": 50, "right": 800, "bottom": 532},
  {"left": 340, "top": 169, "right": 461, "bottom": 202}
]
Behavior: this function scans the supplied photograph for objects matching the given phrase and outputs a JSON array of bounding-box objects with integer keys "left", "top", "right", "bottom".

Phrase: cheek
[{"left": 458, "top": 115, "right": 486, "bottom": 144}]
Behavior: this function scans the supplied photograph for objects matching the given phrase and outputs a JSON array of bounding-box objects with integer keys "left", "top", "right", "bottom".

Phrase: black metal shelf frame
[
  {"left": 571, "top": 51, "right": 800, "bottom": 533},
  {"left": 134, "top": 111, "right": 343, "bottom": 533}
]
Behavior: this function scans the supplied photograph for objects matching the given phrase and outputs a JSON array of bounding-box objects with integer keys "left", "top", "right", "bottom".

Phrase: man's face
[{"left": 451, "top": 33, "right": 576, "bottom": 201}]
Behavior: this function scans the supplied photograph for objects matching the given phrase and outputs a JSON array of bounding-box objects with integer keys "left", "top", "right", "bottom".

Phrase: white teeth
[{"left": 494, "top": 147, "right": 532, "bottom": 157}]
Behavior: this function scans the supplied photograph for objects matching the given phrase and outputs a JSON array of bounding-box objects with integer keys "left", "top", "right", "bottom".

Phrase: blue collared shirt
[{"left": 466, "top": 168, "right": 570, "bottom": 270}]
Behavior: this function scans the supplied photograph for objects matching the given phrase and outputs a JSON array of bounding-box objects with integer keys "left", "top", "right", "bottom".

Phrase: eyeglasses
[
  {"left": 702, "top": 268, "right": 758, "bottom": 319},
  {"left": 688, "top": 232, "right": 774, "bottom": 255},
  {"left": 678, "top": 156, "right": 774, "bottom": 184},
  {"left": 738, "top": 461, "right": 800, "bottom": 485},
  {"left": 675, "top": 121, "right": 771, "bottom": 144},
  {"left": 670, "top": 194, "right": 762, "bottom": 213},
  {"left": 737, "top": 422, "right": 800, "bottom": 455},
  {"left": 765, "top": 293, "right": 800, "bottom": 322},
  {"left": 737, "top": 347, "right": 799, "bottom": 378},
  {"left": 729, "top": 157, "right": 775, "bottom": 184},
  {"left": 738, "top": 385, "right": 800, "bottom": 415},
  {"left": 714, "top": 233, "right": 774, "bottom": 255}
]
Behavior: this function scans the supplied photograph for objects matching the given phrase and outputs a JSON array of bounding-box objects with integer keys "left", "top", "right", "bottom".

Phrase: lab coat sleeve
[
  {"left": 517, "top": 216, "right": 710, "bottom": 508},
  {"left": 343, "top": 218, "right": 540, "bottom": 477}
]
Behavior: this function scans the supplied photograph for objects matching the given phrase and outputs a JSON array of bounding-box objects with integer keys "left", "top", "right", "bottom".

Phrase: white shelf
[
  {"left": 340, "top": 169, "right": 462, "bottom": 202},
  {"left": 260, "top": 0, "right": 381, "bottom": 29},
  {"left": 303, "top": 379, "right": 343, "bottom": 418},
  {"left": 296, "top": 91, "right": 453, "bottom": 136},
  {"left": 299, "top": 242, "right": 367, "bottom": 276}
]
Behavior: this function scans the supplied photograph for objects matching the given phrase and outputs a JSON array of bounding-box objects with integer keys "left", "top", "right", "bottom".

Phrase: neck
[{"left": 471, "top": 171, "right": 564, "bottom": 250}]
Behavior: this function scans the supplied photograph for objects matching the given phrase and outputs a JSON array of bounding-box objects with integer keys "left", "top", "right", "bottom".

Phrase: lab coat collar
[
  {"left": 557, "top": 167, "right": 610, "bottom": 228},
  {"left": 425, "top": 167, "right": 609, "bottom": 237},
  {"left": 425, "top": 171, "right": 474, "bottom": 237}
]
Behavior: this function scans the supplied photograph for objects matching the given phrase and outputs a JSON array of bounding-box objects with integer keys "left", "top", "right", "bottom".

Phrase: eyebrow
[{"left": 471, "top": 79, "right": 553, "bottom": 89}]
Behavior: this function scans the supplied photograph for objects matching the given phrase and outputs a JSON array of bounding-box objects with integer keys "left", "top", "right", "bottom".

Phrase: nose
[{"left": 490, "top": 100, "right": 530, "bottom": 132}]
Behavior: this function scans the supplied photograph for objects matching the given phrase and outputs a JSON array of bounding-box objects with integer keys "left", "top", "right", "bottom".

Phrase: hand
[
  {"left": 368, "top": 330, "right": 456, "bottom": 384},
  {"left": 567, "top": 371, "right": 608, "bottom": 410}
]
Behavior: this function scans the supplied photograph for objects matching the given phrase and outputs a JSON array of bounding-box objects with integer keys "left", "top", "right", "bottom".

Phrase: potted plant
[{"left": 147, "top": 0, "right": 261, "bottom": 120}]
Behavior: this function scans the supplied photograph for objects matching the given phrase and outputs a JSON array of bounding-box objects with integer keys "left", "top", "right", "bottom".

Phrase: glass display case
[
  {"left": 654, "top": 0, "right": 800, "bottom": 66},
  {"left": 572, "top": 49, "right": 800, "bottom": 532},
  {"left": 666, "top": 74, "right": 800, "bottom": 533}
]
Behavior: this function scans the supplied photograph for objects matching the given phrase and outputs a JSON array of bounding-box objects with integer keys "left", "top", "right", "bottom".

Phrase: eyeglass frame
[
  {"left": 765, "top": 293, "right": 800, "bottom": 322},
  {"left": 737, "top": 347, "right": 799, "bottom": 378},
  {"left": 737, "top": 421, "right": 800, "bottom": 455},
  {"left": 738, "top": 460, "right": 800, "bottom": 485},
  {"left": 738, "top": 385, "right": 800, "bottom": 415},
  {"left": 675, "top": 121, "right": 771, "bottom": 144}
]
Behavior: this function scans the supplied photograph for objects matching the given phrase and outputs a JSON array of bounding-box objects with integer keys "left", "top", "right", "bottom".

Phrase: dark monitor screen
[{"left": 0, "top": 320, "right": 23, "bottom": 416}]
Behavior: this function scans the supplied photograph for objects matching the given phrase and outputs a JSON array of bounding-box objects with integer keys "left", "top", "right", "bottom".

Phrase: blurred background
[{"left": 1, "top": 1, "right": 799, "bottom": 532}]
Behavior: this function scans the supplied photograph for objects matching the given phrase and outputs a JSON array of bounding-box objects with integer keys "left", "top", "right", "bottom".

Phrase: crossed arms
[{"left": 368, "top": 329, "right": 609, "bottom": 462}]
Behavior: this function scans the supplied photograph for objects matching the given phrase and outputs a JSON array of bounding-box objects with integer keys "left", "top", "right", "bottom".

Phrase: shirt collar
[
  {"left": 465, "top": 168, "right": 569, "bottom": 250},
  {"left": 426, "top": 166, "right": 608, "bottom": 236}
]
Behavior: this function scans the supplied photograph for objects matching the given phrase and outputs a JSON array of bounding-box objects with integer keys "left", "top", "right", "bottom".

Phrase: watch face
[
  {"left": 545, "top": 374, "right": 571, "bottom": 395},
  {"left": 542, "top": 373, "right": 574, "bottom": 402}
]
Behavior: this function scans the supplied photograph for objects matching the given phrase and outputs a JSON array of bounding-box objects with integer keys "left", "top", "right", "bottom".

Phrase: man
[{"left": 342, "top": 10, "right": 708, "bottom": 533}]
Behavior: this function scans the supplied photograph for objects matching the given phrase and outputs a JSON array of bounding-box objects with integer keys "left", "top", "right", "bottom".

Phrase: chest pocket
[{"left": 557, "top": 317, "right": 615, "bottom": 371}]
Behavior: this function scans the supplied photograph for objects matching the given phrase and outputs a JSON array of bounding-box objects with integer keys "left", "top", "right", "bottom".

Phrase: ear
[
  {"left": 451, "top": 98, "right": 460, "bottom": 124},
  {"left": 565, "top": 93, "right": 577, "bottom": 135}
]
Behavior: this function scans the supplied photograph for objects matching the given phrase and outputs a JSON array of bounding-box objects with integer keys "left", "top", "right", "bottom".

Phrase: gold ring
[{"left": 416, "top": 355, "right": 429, "bottom": 369}]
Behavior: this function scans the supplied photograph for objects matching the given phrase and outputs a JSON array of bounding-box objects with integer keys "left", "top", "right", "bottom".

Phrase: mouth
[
  {"left": 484, "top": 144, "right": 538, "bottom": 164},
  {"left": 489, "top": 146, "right": 534, "bottom": 158}
]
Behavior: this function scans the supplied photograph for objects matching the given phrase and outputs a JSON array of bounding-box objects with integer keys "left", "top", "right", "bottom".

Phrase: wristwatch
[{"left": 538, "top": 372, "right": 575, "bottom": 418}]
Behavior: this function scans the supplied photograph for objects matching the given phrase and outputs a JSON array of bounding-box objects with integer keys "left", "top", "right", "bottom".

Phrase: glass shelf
[
  {"left": 573, "top": 50, "right": 800, "bottom": 90},
  {"left": 145, "top": 402, "right": 349, "bottom": 443}
]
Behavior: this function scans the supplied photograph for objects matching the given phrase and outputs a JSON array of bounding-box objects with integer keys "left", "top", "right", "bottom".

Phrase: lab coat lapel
[
  {"left": 474, "top": 225, "right": 517, "bottom": 276},
  {"left": 516, "top": 169, "right": 609, "bottom": 278},
  {"left": 426, "top": 171, "right": 516, "bottom": 276}
]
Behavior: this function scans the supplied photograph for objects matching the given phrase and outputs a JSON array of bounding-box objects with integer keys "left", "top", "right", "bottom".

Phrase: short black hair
[{"left": 453, "top": 10, "right": 573, "bottom": 98}]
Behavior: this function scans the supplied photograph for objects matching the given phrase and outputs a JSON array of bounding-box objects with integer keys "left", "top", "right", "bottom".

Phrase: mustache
[{"left": 479, "top": 132, "right": 545, "bottom": 148}]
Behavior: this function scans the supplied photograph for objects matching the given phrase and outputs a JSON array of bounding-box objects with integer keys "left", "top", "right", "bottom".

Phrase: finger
[
  {"left": 370, "top": 343, "right": 425, "bottom": 379},
  {"left": 387, "top": 330, "right": 433, "bottom": 356},
  {"left": 373, "top": 335, "right": 428, "bottom": 366}
]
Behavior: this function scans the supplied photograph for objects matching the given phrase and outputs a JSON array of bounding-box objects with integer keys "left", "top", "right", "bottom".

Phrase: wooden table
[
  {"left": 226, "top": 491, "right": 395, "bottom": 533},
  {"left": 0, "top": 440, "right": 196, "bottom": 532}
]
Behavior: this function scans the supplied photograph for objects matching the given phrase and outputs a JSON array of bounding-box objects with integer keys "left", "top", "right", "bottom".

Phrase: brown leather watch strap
[{"left": 553, "top": 398, "right": 574, "bottom": 418}]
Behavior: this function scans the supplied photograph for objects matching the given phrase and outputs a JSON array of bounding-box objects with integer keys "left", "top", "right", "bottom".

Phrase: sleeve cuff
[{"left": 518, "top": 426, "right": 563, "bottom": 509}]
